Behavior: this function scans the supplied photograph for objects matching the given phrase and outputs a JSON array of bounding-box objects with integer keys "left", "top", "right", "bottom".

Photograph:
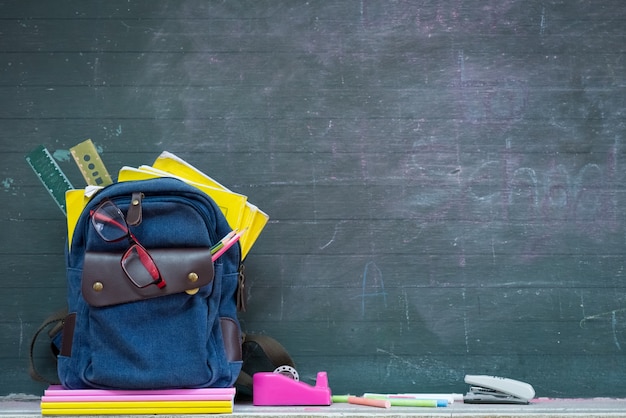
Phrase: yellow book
[
  {"left": 151, "top": 151, "right": 269, "bottom": 259},
  {"left": 152, "top": 151, "right": 229, "bottom": 191},
  {"left": 65, "top": 152, "right": 268, "bottom": 259},
  {"left": 239, "top": 203, "right": 269, "bottom": 258},
  {"left": 237, "top": 204, "right": 255, "bottom": 257},
  {"left": 65, "top": 186, "right": 103, "bottom": 249},
  {"left": 42, "top": 409, "right": 231, "bottom": 416},
  {"left": 42, "top": 406, "right": 232, "bottom": 415},
  {"left": 42, "top": 408, "right": 231, "bottom": 415},
  {"left": 117, "top": 166, "right": 248, "bottom": 231},
  {"left": 41, "top": 400, "right": 232, "bottom": 409}
]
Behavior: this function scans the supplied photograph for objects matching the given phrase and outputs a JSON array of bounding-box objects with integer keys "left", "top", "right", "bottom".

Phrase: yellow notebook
[
  {"left": 117, "top": 166, "right": 248, "bottom": 231},
  {"left": 151, "top": 151, "right": 269, "bottom": 259},
  {"left": 41, "top": 400, "right": 232, "bottom": 409},
  {"left": 64, "top": 151, "right": 268, "bottom": 259},
  {"left": 42, "top": 408, "right": 231, "bottom": 415},
  {"left": 41, "top": 400, "right": 232, "bottom": 415},
  {"left": 239, "top": 203, "right": 269, "bottom": 258},
  {"left": 65, "top": 186, "right": 103, "bottom": 249},
  {"left": 42, "top": 409, "right": 231, "bottom": 416},
  {"left": 41, "top": 400, "right": 233, "bottom": 415},
  {"left": 152, "top": 151, "right": 228, "bottom": 191},
  {"left": 137, "top": 164, "right": 249, "bottom": 230}
]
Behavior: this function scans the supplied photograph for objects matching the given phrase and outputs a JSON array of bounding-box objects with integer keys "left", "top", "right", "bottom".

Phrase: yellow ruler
[{"left": 70, "top": 139, "right": 113, "bottom": 186}]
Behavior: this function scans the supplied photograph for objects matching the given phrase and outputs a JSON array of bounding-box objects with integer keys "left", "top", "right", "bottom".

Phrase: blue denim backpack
[{"left": 55, "top": 177, "right": 243, "bottom": 389}]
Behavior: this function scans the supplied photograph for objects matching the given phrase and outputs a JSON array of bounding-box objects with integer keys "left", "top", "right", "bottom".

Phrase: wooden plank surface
[{"left": 1, "top": 0, "right": 625, "bottom": 398}]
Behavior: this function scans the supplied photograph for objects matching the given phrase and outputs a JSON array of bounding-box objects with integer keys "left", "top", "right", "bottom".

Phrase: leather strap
[
  {"left": 236, "top": 333, "right": 295, "bottom": 395},
  {"left": 243, "top": 334, "right": 295, "bottom": 369},
  {"left": 28, "top": 307, "right": 67, "bottom": 384},
  {"left": 30, "top": 311, "right": 295, "bottom": 393}
]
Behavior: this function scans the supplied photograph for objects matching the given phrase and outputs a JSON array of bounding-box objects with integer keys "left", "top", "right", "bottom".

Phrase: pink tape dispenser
[{"left": 253, "top": 370, "right": 332, "bottom": 406}]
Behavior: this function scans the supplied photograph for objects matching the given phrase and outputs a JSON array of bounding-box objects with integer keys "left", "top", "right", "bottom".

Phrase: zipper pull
[{"left": 237, "top": 263, "right": 247, "bottom": 312}]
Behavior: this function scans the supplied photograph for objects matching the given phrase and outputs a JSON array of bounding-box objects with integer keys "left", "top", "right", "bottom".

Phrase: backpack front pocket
[{"left": 83, "top": 293, "right": 215, "bottom": 389}]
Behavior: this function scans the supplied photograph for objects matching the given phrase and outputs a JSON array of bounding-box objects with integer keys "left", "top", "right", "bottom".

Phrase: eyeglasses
[{"left": 90, "top": 200, "right": 166, "bottom": 289}]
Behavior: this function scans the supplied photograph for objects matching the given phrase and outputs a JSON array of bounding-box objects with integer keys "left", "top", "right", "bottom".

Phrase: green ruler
[{"left": 25, "top": 145, "right": 74, "bottom": 215}]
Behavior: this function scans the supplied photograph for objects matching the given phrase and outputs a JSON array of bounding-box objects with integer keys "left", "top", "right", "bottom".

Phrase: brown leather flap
[{"left": 82, "top": 248, "right": 214, "bottom": 307}]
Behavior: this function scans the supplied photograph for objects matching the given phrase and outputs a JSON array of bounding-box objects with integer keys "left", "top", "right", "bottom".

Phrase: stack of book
[
  {"left": 41, "top": 385, "right": 236, "bottom": 415},
  {"left": 66, "top": 151, "right": 269, "bottom": 259}
]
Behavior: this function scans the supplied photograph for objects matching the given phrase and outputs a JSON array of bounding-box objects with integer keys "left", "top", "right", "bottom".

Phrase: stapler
[
  {"left": 253, "top": 371, "right": 332, "bottom": 406},
  {"left": 463, "top": 375, "right": 535, "bottom": 404}
]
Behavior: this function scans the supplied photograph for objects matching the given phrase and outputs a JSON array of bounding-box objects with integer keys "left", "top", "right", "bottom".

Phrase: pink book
[{"left": 44, "top": 385, "right": 235, "bottom": 401}]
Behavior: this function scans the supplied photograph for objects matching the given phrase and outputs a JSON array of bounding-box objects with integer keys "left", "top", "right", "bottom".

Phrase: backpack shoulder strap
[
  {"left": 243, "top": 334, "right": 295, "bottom": 369},
  {"left": 236, "top": 333, "right": 295, "bottom": 398}
]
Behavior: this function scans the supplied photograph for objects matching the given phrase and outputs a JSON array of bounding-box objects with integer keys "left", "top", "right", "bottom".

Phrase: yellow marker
[{"left": 70, "top": 139, "right": 113, "bottom": 186}]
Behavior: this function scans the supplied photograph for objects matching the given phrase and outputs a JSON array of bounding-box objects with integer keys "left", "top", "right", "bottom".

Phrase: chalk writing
[
  {"left": 612, "top": 311, "right": 622, "bottom": 351},
  {"left": 361, "top": 1, "right": 517, "bottom": 35},
  {"left": 407, "top": 136, "right": 620, "bottom": 241},
  {"left": 359, "top": 261, "right": 387, "bottom": 317},
  {"left": 580, "top": 307, "right": 626, "bottom": 329},
  {"left": 580, "top": 307, "right": 626, "bottom": 351}
]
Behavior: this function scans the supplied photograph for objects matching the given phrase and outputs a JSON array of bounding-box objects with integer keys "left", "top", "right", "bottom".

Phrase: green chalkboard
[{"left": 1, "top": 0, "right": 625, "bottom": 398}]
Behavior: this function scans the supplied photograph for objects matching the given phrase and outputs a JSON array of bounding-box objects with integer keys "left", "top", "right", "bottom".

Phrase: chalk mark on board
[
  {"left": 462, "top": 289, "right": 470, "bottom": 353},
  {"left": 579, "top": 291, "right": 586, "bottom": 319},
  {"left": 580, "top": 307, "right": 626, "bottom": 327},
  {"left": 376, "top": 347, "right": 420, "bottom": 372},
  {"left": 612, "top": 311, "right": 622, "bottom": 351},
  {"left": 580, "top": 308, "right": 625, "bottom": 351},
  {"left": 319, "top": 221, "right": 345, "bottom": 250},
  {"left": 2, "top": 178, "right": 14, "bottom": 191},
  {"left": 52, "top": 149, "right": 71, "bottom": 162},
  {"left": 18, "top": 314, "right": 23, "bottom": 358},
  {"left": 457, "top": 50, "right": 465, "bottom": 83},
  {"left": 279, "top": 288, "right": 285, "bottom": 321},
  {"left": 402, "top": 288, "right": 410, "bottom": 331},
  {"left": 357, "top": 261, "right": 387, "bottom": 317},
  {"left": 377, "top": 347, "right": 463, "bottom": 383}
]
